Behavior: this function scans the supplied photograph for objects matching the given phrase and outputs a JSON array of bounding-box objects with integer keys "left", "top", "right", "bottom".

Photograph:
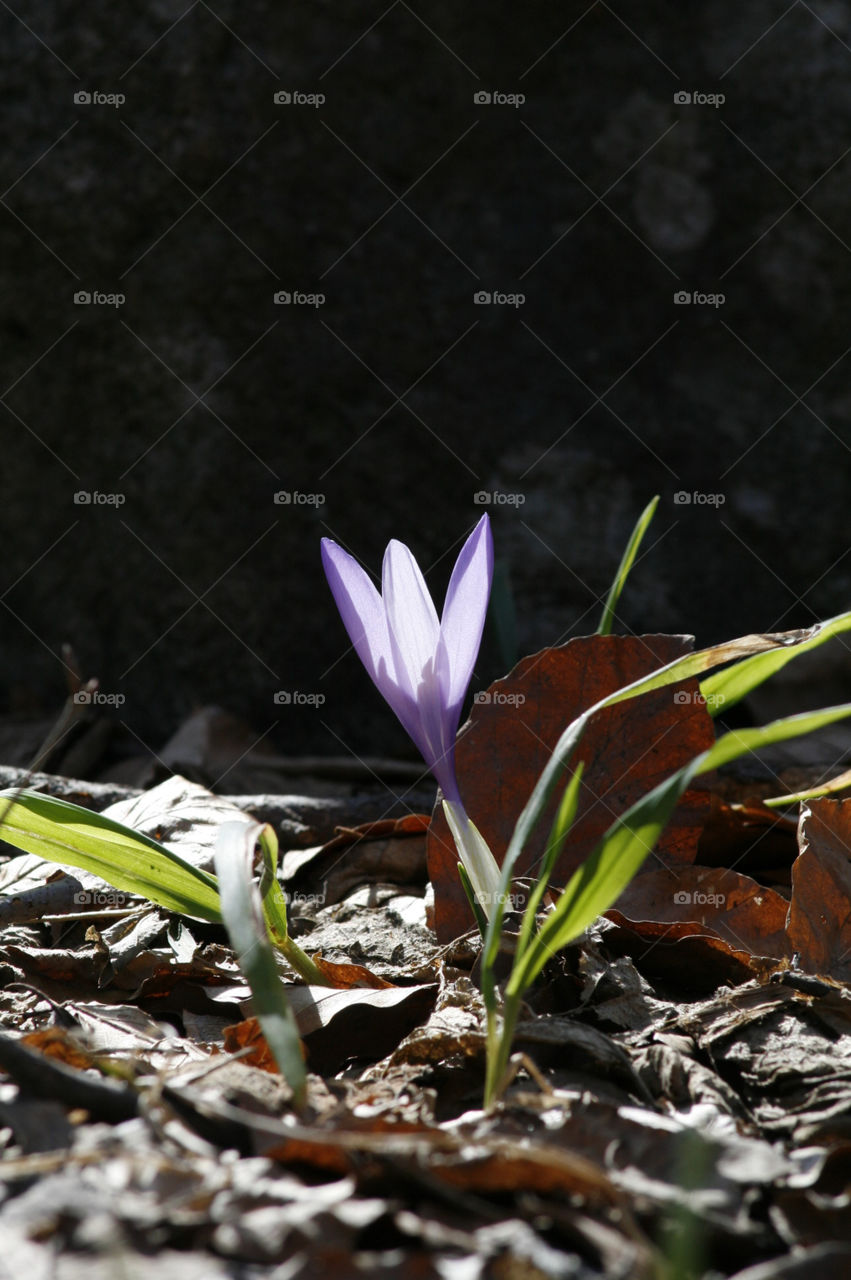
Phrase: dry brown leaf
[
  {"left": 21, "top": 1027, "right": 99, "bottom": 1071},
  {"left": 223, "top": 1016, "right": 285, "bottom": 1074},
  {"left": 310, "top": 955, "right": 395, "bottom": 989},
  {"left": 428, "top": 635, "right": 715, "bottom": 940},
  {"left": 604, "top": 913, "right": 766, "bottom": 990},
  {"left": 614, "top": 866, "right": 792, "bottom": 960},
  {"left": 788, "top": 799, "right": 851, "bottom": 979}
]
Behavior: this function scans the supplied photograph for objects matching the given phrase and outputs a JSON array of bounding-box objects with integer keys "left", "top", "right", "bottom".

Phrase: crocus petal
[
  {"left": 381, "top": 538, "right": 440, "bottom": 702},
  {"left": 402, "top": 656, "right": 461, "bottom": 804},
  {"left": 437, "top": 515, "right": 493, "bottom": 716},
  {"left": 442, "top": 798, "right": 502, "bottom": 915},
  {"left": 322, "top": 539, "right": 440, "bottom": 762},
  {"left": 320, "top": 539, "right": 395, "bottom": 688}
]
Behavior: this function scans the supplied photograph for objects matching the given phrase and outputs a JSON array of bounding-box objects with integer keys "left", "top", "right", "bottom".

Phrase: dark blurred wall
[{"left": 2, "top": 2, "right": 850, "bottom": 760}]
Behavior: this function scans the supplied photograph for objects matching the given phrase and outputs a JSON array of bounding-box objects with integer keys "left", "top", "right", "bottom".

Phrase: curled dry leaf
[
  {"left": 20, "top": 1027, "right": 101, "bottom": 1071},
  {"left": 697, "top": 794, "right": 798, "bottom": 874},
  {"left": 223, "top": 1017, "right": 281, "bottom": 1074},
  {"left": 309, "top": 955, "right": 395, "bottom": 989},
  {"left": 282, "top": 814, "right": 429, "bottom": 908},
  {"left": 613, "top": 865, "right": 792, "bottom": 961},
  {"left": 225, "top": 985, "right": 438, "bottom": 1077},
  {"left": 788, "top": 798, "right": 851, "bottom": 980},
  {"left": 428, "top": 635, "right": 715, "bottom": 940},
  {"left": 604, "top": 914, "right": 763, "bottom": 991}
]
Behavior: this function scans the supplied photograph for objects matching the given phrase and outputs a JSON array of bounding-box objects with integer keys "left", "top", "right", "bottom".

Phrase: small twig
[
  {"left": 233, "top": 754, "right": 427, "bottom": 782},
  {"left": 4, "top": 982, "right": 78, "bottom": 1028},
  {"left": 494, "top": 1051, "right": 554, "bottom": 1101},
  {"left": 0, "top": 653, "right": 97, "bottom": 831}
]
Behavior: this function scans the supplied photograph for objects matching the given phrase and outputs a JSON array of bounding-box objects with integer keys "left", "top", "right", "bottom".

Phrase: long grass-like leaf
[
  {"left": 214, "top": 821, "right": 307, "bottom": 1105},
  {"left": 483, "top": 610, "right": 851, "bottom": 984},
  {"left": 763, "top": 765, "right": 851, "bottom": 807},
  {"left": 0, "top": 789, "right": 222, "bottom": 921},
  {"left": 597, "top": 496, "right": 659, "bottom": 637},
  {"left": 515, "top": 763, "right": 585, "bottom": 965},
  {"left": 699, "top": 610, "right": 851, "bottom": 714},
  {"left": 506, "top": 701, "right": 851, "bottom": 997}
]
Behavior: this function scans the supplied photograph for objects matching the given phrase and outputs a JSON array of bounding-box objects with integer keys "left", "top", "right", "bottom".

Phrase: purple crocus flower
[
  {"left": 321, "top": 515, "right": 492, "bottom": 803},
  {"left": 321, "top": 515, "right": 501, "bottom": 913}
]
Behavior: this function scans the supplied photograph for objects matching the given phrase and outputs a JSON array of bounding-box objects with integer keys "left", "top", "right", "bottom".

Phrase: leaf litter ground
[{"left": 3, "top": 643, "right": 851, "bottom": 1276}]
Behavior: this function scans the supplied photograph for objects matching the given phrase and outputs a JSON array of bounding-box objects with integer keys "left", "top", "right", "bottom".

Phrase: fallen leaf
[
  {"left": 428, "top": 635, "right": 716, "bottom": 940},
  {"left": 223, "top": 1017, "right": 281, "bottom": 1074},
  {"left": 21, "top": 1027, "right": 99, "bottom": 1071},
  {"left": 310, "top": 955, "right": 395, "bottom": 989},
  {"left": 282, "top": 816, "right": 429, "bottom": 908},
  {"left": 225, "top": 985, "right": 437, "bottom": 1078},
  {"left": 287, "top": 983, "right": 437, "bottom": 1073},
  {"left": 104, "top": 774, "right": 256, "bottom": 873},
  {"left": 697, "top": 793, "right": 798, "bottom": 873},
  {"left": 604, "top": 914, "right": 763, "bottom": 991},
  {"left": 613, "top": 866, "right": 792, "bottom": 960},
  {"left": 787, "top": 799, "right": 851, "bottom": 979}
]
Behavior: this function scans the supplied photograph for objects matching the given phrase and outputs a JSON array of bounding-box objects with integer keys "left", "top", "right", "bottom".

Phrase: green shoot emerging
[{"left": 597, "top": 495, "right": 659, "bottom": 637}]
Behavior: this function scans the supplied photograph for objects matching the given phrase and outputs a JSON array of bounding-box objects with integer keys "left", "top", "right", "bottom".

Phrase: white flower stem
[{"left": 442, "top": 799, "right": 503, "bottom": 920}]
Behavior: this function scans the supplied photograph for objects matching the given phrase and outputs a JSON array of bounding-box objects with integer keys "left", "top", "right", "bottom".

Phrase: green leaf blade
[
  {"left": 507, "top": 700, "right": 851, "bottom": 997},
  {"left": 699, "top": 610, "right": 851, "bottom": 714},
  {"left": 597, "top": 495, "right": 659, "bottom": 637},
  {"left": 0, "top": 789, "right": 222, "bottom": 922},
  {"left": 515, "top": 762, "right": 585, "bottom": 964},
  {"left": 214, "top": 821, "right": 307, "bottom": 1106}
]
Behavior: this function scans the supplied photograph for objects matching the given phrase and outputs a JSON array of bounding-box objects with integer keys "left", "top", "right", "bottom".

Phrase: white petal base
[{"left": 442, "top": 799, "right": 503, "bottom": 919}]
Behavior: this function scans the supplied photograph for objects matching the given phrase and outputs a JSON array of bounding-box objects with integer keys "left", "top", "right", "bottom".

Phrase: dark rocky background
[{"left": 2, "top": 2, "right": 850, "bottom": 766}]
